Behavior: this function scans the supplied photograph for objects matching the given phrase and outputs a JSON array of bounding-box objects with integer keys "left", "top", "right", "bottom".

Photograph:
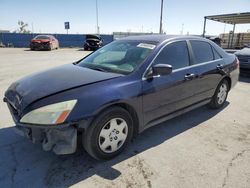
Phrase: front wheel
[
  {"left": 209, "top": 79, "right": 229, "bottom": 109},
  {"left": 83, "top": 107, "right": 134, "bottom": 160},
  {"left": 48, "top": 45, "right": 52, "bottom": 51}
]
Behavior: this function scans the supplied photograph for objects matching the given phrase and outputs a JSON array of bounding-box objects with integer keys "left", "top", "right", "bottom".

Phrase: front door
[{"left": 142, "top": 41, "right": 198, "bottom": 125}]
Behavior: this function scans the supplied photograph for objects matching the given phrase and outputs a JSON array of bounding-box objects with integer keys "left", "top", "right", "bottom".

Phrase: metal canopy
[
  {"left": 202, "top": 12, "right": 250, "bottom": 48},
  {"left": 205, "top": 12, "right": 250, "bottom": 25}
]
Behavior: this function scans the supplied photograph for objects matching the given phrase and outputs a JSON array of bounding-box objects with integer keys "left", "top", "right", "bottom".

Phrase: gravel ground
[{"left": 0, "top": 48, "right": 249, "bottom": 188}]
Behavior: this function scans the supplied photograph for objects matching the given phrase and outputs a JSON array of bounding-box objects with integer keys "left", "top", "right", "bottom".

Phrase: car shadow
[
  {"left": 23, "top": 49, "right": 53, "bottom": 52},
  {"left": 0, "top": 103, "right": 229, "bottom": 187},
  {"left": 77, "top": 49, "right": 93, "bottom": 52},
  {"left": 77, "top": 48, "right": 85, "bottom": 51}
]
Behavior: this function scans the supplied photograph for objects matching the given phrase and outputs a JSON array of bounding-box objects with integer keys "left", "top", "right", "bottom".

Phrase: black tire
[
  {"left": 83, "top": 107, "right": 134, "bottom": 160},
  {"left": 209, "top": 79, "right": 229, "bottom": 109}
]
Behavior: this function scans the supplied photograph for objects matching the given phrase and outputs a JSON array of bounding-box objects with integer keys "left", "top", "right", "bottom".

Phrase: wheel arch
[
  {"left": 91, "top": 102, "right": 140, "bottom": 137},
  {"left": 223, "top": 76, "right": 232, "bottom": 91}
]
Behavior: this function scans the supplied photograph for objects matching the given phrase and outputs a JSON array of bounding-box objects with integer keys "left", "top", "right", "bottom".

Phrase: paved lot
[{"left": 0, "top": 48, "right": 250, "bottom": 188}]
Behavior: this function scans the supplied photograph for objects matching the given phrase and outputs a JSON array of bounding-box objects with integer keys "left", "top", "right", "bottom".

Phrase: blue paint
[{"left": 0, "top": 33, "right": 113, "bottom": 48}]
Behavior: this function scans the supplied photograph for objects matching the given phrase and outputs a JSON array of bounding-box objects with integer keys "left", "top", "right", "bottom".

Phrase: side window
[
  {"left": 154, "top": 41, "right": 189, "bottom": 69},
  {"left": 212, "top": 47, "right": 222, "bottom": 60},
  {"left": 190, "top": 41, "right": 214, "bottom": 64}
]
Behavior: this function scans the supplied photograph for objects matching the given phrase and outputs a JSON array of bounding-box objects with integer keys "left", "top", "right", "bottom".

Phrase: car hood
[
  {"left": 86, "top": 34, "right": 101, "bottom": 40},
  {"left": 4, "top": 64, "right": 122, "bottom": 112}
]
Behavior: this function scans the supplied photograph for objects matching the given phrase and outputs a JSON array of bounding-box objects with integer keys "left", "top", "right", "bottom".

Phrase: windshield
[
  {"left": 34, "top": 35, "right": 50, "bottom": 40},
  {"left": 78, "top": 40, "right": 156, "bottom": 74}
]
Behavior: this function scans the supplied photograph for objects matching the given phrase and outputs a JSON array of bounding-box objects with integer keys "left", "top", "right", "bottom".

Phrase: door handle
[
  {"left": 217, "top": 64, "right": 223, "bottom": 69},
  {"left": 217, "top": 64, "right": 227, "bottom": 75},
  {"left": 184, "top": 73, "right": 196, "bottom": 80}
]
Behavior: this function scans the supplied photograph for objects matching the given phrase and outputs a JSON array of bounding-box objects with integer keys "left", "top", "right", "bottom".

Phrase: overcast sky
[{"left": 0, "top": 0, "right": 250, "bottom": 35}]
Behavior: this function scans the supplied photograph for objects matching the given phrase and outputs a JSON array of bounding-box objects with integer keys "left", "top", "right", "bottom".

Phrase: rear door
[
  {"left": 142, "top": 41, "right": 199, "bottom": 125},
  {"left": 188, "top": 40, "right": 224, "bottom": 101}
]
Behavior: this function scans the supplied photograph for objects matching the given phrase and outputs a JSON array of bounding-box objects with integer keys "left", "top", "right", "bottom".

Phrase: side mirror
[{"left": 150, "top": 64, "right": 172, "bottom": 77}]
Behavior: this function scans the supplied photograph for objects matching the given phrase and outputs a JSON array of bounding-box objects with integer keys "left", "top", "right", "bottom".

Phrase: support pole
[
  {"left": 202, "top": 17, "right": 207, "bottom": 37},
  {"left": 227, "top": 33, "right": 231, "bottom": 49},
  {"left": 230, "top": 24, "right": 236, "bottom": 49},
  {"left": 159, "top": 0, "right": 164, "bottom": 34},
  {"left": 96, "top": 0, "right": 100, "bottom": 34}
]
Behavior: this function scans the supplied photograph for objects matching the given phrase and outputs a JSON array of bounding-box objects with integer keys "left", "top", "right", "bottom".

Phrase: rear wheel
[
  {"left": 83, "top": 107, "right": 133, "bottom": 160},
  {"left": 209, "top": 79, "right": 229, "bottom": 109}
]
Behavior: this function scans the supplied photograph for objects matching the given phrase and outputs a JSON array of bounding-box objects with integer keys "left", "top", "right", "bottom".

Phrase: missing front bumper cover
[{"left": 14, "top": 125, "right": 77, "bottom": 155}]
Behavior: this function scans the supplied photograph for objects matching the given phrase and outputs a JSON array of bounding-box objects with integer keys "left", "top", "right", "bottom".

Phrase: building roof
[{"left": 205, "top": 12, "right": 250, "bottom": 25}]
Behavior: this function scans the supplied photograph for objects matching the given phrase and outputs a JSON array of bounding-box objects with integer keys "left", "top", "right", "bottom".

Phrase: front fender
[{"left": 24, "top": 76, "right": 143, "bottom": 128}]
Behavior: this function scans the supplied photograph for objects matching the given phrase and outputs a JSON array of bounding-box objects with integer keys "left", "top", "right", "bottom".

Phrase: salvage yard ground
[{"left": 0, "top": 48, "right": 250, "bottom": 188}]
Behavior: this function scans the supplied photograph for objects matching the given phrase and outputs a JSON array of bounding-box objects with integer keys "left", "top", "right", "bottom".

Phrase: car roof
[
  {"left": 120, "top": 34, "right": 229, "bottom": 58},
  {"left": 36, "top": 35, "right": 49, "bottom": 37},
  {"left": 35, "top": 35, "right": 54, "bottom": 38},
  {"left": 120, "top": 34, "right": 207, "bottom": 43}
]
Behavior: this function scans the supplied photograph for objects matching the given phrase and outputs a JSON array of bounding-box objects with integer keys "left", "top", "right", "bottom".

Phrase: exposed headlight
[{"left": 20, "top": 100, "right": 77, "bottom": 125}]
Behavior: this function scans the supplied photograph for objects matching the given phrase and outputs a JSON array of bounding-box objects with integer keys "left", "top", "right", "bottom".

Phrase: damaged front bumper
[
  {"left": 14, "top": 123, "right": 77, "bottom": 155},
  {"left": 3, "top": 97, "right": 89, "bottom": 155}
]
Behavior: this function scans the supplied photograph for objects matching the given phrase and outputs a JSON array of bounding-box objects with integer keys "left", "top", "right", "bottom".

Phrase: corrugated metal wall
[
  {"left": 219, "top": 32, "right": 250, "bottom": 49},
  {"left": 0, "top": 33, "right": 114, "bottom": 48}
]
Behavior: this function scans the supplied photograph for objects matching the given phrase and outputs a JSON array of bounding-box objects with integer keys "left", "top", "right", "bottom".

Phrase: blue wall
[{"left": 0, "top": 33, "right": 113, "bottom": 48}]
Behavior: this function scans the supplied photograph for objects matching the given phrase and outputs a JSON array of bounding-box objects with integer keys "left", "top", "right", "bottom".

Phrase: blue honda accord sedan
[{"left": 4, "top": 35, "right": 239, "bottom": 160}]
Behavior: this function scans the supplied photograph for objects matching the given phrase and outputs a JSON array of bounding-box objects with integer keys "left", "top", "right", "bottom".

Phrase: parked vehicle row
[
  {"left": 4, "top": 35, "right": 239, "bottom": 160},
  {"left": 30, "top": 34, "right": 103, "bottom": 51}
]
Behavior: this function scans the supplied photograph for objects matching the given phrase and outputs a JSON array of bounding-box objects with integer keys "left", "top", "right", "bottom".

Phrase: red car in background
[{"left": 30, "top": 35, "right": 59, "bottom": 51}]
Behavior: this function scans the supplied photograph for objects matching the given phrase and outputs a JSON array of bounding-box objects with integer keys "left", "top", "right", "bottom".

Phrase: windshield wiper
[
  {"left": 80, "top": 64, "right": 126, "bottom": 74},
  {"left": 91, "top": 67, "right": 108, "bottom": 72},
  {"left": 85, "top": 65, "right": 108, "bottom": 72}
]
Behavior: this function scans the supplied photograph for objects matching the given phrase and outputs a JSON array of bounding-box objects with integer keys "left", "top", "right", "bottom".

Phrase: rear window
[
  {"left": 190, "top": 41, "right": 214, "bottom": 64},
  {"left": 212, "top": 47, "right": 222, "bottom": 59}
]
